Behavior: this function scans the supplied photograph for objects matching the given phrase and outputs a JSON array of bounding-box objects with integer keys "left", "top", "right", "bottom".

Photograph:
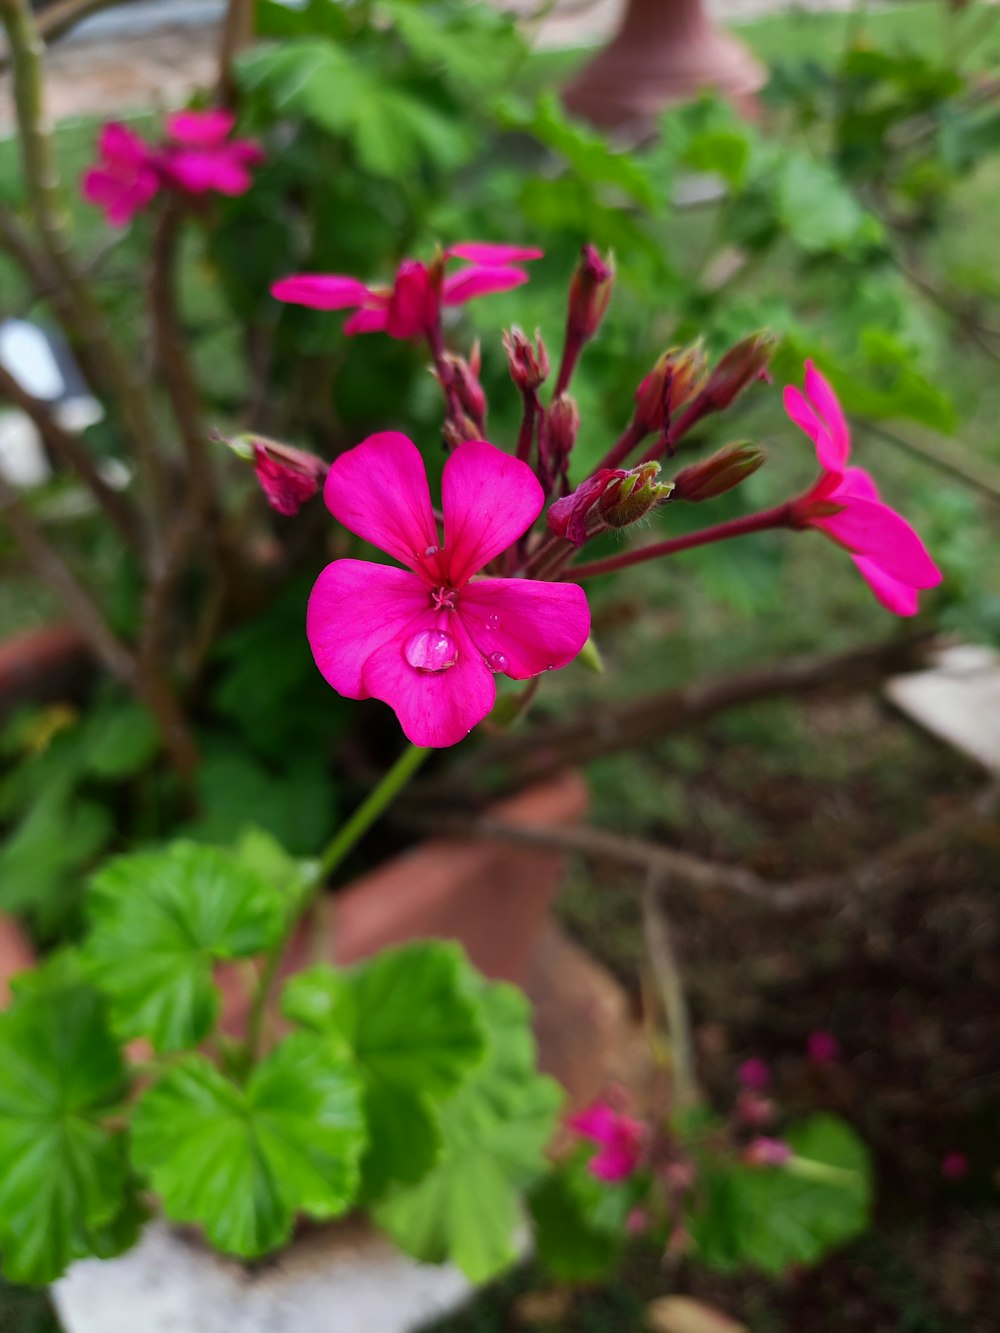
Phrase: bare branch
[
  {"left": 217, "top": 0, "right": 254, "bottom": 102},
  {"left": 857, "top": 418, "right": 1000, "bottom": 508}
]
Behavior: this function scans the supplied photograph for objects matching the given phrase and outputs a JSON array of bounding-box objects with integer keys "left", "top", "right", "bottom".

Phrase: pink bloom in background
[
  {"left": 568, "top": 1102, "right": 645, "bottom": 1182},
  {"left": 253, "top": 441, "right": 328, "bottom": 517},
  {"left": 806, "top": 1030, "right": 841, "bottom": 1065},
  {"left": 307, "top": 433, "right": 589, "bottom": 747},
  {"left": 941, "top": 1151, "right": 968, "bottom": 1180},
  {"left": 159, "top": 109, "right": 264, "bottom": 197},
  {"left": 785, "top": 361, "right": 941, "bottom": 616},
  {"left": 81, "top": 123, "right": 161, "bottom": 226},
  {"left": 272, "top": 242, "right": 543, "bottom": 339},
  {"left": 744, "top": 1136, "right": 792, "bottom": 1167},
  {"left": 738, "top": 1057, "right": 772, "bottom": 1091}
]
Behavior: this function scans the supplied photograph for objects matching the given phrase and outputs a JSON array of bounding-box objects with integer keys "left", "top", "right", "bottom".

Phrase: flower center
[
  {"left": 430, "top": 585, "right": 457, "bottom": 611},
  {"left": 403, "top": 628, "right": 458, "bottom": 673}
]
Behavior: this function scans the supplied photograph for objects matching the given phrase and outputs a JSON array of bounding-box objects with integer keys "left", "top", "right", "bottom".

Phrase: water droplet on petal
[
  {"left": 423, "top": 544, "right": 440, "bottom": 558},
  {"left": 486, "top": 650, "right": 509, "bottom": 673},
  {"left": 404, "top": 629, "right": 458, "bottom": 673},
  {"left": 486, "top": 612, "right": 502, "bottom": 629},
  {"left": 545, "top": 664, "right": 554, "bottom": 671}
]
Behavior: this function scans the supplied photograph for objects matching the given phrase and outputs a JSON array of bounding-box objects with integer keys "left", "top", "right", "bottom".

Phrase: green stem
[{"left": 245, "top": 743, "right": 431, "bottom": 1060}]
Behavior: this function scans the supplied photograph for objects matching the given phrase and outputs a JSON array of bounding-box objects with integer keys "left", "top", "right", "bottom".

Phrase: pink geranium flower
[
  {"left": 307, "top": 433, "right": 589, "bottom": 747},
  {"left": 568, "top": 1102, "right": 645, "bottom": 1182},
  {"left": 158, "top": 109, "right": 264, "bottom": 197},
  {"left": 81, "top": 123, "right": 161, "bottom": 226},
  {"left": 785, "top": 361, "right": 941, "bottom": 616},
  {"left": 738, "top": 1057, "right": 772, "bottom": 1092},
  {"left": 806, "top": 1029, "right": 840, "bottom": 1065},
  {"left": 272, "top": 242, "right": 543, "bottom": 340}
]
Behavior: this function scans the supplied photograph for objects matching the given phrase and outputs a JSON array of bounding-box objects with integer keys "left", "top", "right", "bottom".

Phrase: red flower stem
[
  {"left": 515, "top": 387, "right": 539, "bottom": 465},
  {"left": 426, "top": 320, "right": 465, "bottom": 441},
  {"left": 565, "top": 503, "right": 795, "bottom": 581},
  {"left": 637, "top": 395, "right": 713, "bottom": 465},
  {"left": 594, "top": 417, "right": 649, "bottom": 472},
  {"left": 553, "top": 329, "right": 583, "bottom": 398}
]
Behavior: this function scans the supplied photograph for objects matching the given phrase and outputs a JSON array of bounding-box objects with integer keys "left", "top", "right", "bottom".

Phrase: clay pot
[
  {"left": 562, "top": 0, "right": 765, "bottom": 133},
  {"left": 0, "top": 913, "right": 34, "bottom": 1004},
  {"left": 0, "top": 622, "right": 92, "bottom": 720}
]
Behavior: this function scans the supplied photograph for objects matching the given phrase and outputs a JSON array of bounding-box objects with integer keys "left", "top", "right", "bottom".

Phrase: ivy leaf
[
  {"left": 130, "top": 1036, "right": 365, "bottom": 1258},
  {"left": 283, "top": 942, "right": 486, "bottom": 1197},
  {"left": 84, "top": 841, "right": 284, "bottom": 1052},
  {"left": 0, "top": 978, "right": 130, "bottom": 1283},
  {"left": 687, "top": 1114, "right": 872, "bottom": 1274},
  {"left": 374, "top": 981, "right": 562, "bottom": 1282}
]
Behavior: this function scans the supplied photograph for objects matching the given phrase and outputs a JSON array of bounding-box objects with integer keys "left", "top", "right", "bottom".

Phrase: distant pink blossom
[
  {"left": 271, "top": 243, "right": 543, "bottom": 340},
  {"left": 735, "top": 1090, "right": 775, "bottom": 1128},
  {"left": 738, "top": 1057, "right": 771, "bottom": 1091},
  {"left": 159, "top": 109, "right": 264, "bottom": 197},
  {"left": 744, "top": 1136, "right": 792, "bottom": 1167},
  {"left": 307, "top": 433, "right": 589, "bottom": 747},
  {"left": 785, "top": 361, "right": 941, "bottom": 616},
  {"left": 806, "top": 1030, "right": 841, "bottom": 1065},
  {"left": 568, "top": 1102, "right": 645, "bottom": 1182},
  {"left": 252, "top": 440, "right": 327, "bottom": 517},
  {"left": 941, "top": 1151, "right": 968, "bottom": 1180},
  {"left": 81, "top": 123, "right": 161, "bottom": 226}
]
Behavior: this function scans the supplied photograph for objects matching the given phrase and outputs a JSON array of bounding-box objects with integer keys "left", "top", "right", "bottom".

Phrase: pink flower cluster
[
  {"left": 82, "top": 110, "right": 264, "bottom": 226},
  {"left": 568, "top": 1101, "right": 646, "bottom": 1182},
  {"left": 785, "top": 362, "right": 941, "bottom": 616},
  {"left": 272, "top": 242, "right": 542, "bottom": 340}
]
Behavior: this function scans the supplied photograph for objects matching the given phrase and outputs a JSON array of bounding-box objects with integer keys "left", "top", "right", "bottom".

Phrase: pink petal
[
  {"left": 815, "top": 496, "right": 941, "bottom": 588},
  {"left": 441, "top": 441, "right": 543, "bottom": 586},
  {"left": 271, "top": 274, "right": 373, "bottom": 310},
  {"left": 99, "top": 121, "right": 152, "bottom": 167},
  {"left": 361, "top": 613, "right": 496, "bottom": 747},
  {"left": 307, "top": 560, "right": 430, "bottom": 699},
  {"left": 803, "top": 360, "right": 850, "bottom": 470},
  {"left": 447, "top": 242, "right": 544, "bottom": 264},
  {"left": 851, "top": 557, "right": 920, "bottom": 616},
  {"left": 590, "top": 1143, "right": 637, "bottom": 1182},
  {"left": 836, "top": 465, "right": 880, "bottom": 503},
  {"left": 386, "top": 260, "right": 436, "bottom": 338},
  {"left": 459, "top": 577, "right": 590, "bottom": 679},
  {"left": 442, "top": 265, "right": 529, "bottom": 306},
  {"left": 161, "top": 150, "right": 219, "bottom": 194},
  {"left": 343, "top": 304, "right": 390, "bottom": 335},
  {"left": 324, "top": 431, "right": 438, "bottom": 571},
  {"left": 784, "top": 384, "right": 841, "bottom": 472},
  {"left": 568, "top": 1104, "right": 618, "bottom": 1142},
  {"left": 166, "top": 109, "right": 236, "bottom": 148}
]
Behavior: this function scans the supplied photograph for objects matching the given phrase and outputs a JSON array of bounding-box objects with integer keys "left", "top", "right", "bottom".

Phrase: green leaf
[
  {"left": 85, "top": 841, "right": 284, "bottom": 1052},
  {"left": 131, "top": 1036, "right": 365, "bottom": 1258},
  {"left": 530, "top": 1152, "right": 632, "bottom": 1281},
  {"left": 687, "top": 1114, "right": 871, "bottom": 1274},
  {"left": 374, "top": 981, "right": 562, "bottom": 1282},
  {"left": 775, "top": 152, "right": 874, "bottom": 253},
  {"left": 188, "top": 747, "right": 336, "bottom": 857},
  {"left": 379, "top": 0, "right": 523, "bottom": 96},
  {"left": 82, "top": 700, "right": 160, "bottom": 779},
  {"left": 283, "top": 943, "right": 486, "bottom": 1196},
  {"left": 0, "top": 980, "right": 130, "bottom": 1283}
]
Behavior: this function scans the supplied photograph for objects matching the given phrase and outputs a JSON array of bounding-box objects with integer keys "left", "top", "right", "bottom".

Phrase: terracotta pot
[
  {"left": 0, "top": 622, "right": 92, "bottom": 720},
  {"left": 562, "top": 0, "right": 765, "bottom": 133},
  {"left": 0, "top": 912, "right": 34, "bottom": 1004}
]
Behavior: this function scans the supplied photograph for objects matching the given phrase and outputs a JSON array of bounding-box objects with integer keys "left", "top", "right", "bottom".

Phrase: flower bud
[
  {"left": 734, "top": 1090, "right": 775, "bottom": 1128},
  {"left": 503, "top": 326, "right": 549, "bottom": 391},
  {"left": 548, "top": 462, "right": 672, "bottom": 546},
  {"left": 701, "top": 331, "right": 777, "bottom": 411},
  {"left": 439, "top": 348, "right": 487, "bottom": 430},
  {"left": 633, "top": 343, "right": 708, "bottom": 436},
  {"left": 216, "top": 430, "right": 327, "bottom": 516},
  {"left": 567, "top": 244, "right": 614, "bottom": 343},
  {"left": 385, "top": 258, "right": 439, "bottom": 339},
  {"left": 671, "top": 442, "right": 765, "bottom": 502},
  {"left": 743, "top": 1136, "right": 791, "bottom": 1168},
  {"left": 545, "top": 393, "right": 580, "bottom": 477}
]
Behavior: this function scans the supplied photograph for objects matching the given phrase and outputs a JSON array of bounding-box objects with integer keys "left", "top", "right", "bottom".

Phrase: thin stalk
[
  {"left": 594, "top": 418, "right": 649, "bottom": 472},
  {"left": 641, "top": 878, "right": 699, "bottom": 1110},
  {"left": 245, "top": 743, "right": 431, "bottom": 1059},
  {"left": 566, "top": 503, "right": 793, "bottom": 581}
]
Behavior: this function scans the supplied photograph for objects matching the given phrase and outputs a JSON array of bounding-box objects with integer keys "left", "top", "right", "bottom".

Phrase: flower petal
[
  {"left": 446, "top": 242, "right": 544, "bottom": 264},
  {"left": 851, "top": 556, "right": 920, "bottom": 616},
  {"left": 804, "top": 360, "right": 851, "bottom": 469},
  {"left": 166, "top": 109, "right": 236, "bottom": 148},
  {"left": 443, "top": 265, "right": 529, "bottom": 306},
  {"left": 307, "top": 560, "right": 430, "bottom": 699},
  {"left": 814, "top": 496, "right": 941, "bottom": 588},
  {"left": 441, "top": 441, "right": 543, "bottom": 585},
  {"left": 784, "top": 384, "right": 842, "bottom": 472},
  {"left": 343, "top": 304, "right": 390, "bottom": 335},
  {"left": 324, "top": 432, "right": 438, "bottom": 570},
  {"left": 361, "top": 614, "right": 496, "bottom": 747},
  {"left": 271, "top": 274, "right": 373, "bottom": 310},
  {"left": 459, "top": 578, "right": 590, "bottom": 679}
]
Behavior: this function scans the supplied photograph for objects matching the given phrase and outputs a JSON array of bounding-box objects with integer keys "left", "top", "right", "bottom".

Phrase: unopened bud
[
  {"left": 672, "top": 442, "right": 765, "bottom": 501},
  {"left": 743, "top": 1136, "right": 791, "bottom": 1168},
  {"left": 567, "top": 244, "right": 614, "bottom": 343},
  {"left": 734, "top": 1090, "right": 775, "bottom": 1128},
  {"left": 503, "top": 326, "right": 549, "bottom": 391},
  {"left": 442, "top": 414, "right": 480, "bottom": 450},
  {"left": 546, "top": 394, "right": 580, "bottom": 470},
  {"left": 633, "top": 342, "right": 708, "bottom": 436},
  {"left": 215, "top": 430, "right": 327, "bottom": 517},
  {"left": 439, "top": 350, "right": 487, "bottom": 429},
  {"left": 702, "top": 331, "right": 777, "bottom": 411},
  {"left": 548, "top": 462, "right": 672, "bottom": 546}
]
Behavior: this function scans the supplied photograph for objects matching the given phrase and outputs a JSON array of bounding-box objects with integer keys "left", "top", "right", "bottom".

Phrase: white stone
[
  {"left": 885, "top": 643, "right": 1000, "bottom": 772},
  {"left": 53, "top": 1219, "right": 478, "bottom": 1333}
]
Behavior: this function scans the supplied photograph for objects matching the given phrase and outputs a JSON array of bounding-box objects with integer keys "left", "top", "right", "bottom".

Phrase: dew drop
[
  {"left": 404, "top": 629, "right": 458, "bottom": 673},
  {"left": 423, "top": 544, "right": 440, "bottom": 558},
  {"left": 486, "top": 612, "right": 502, "bottom": 630},
  {"left": 486, "top": 650, "right": 509, "bottom": 673}
]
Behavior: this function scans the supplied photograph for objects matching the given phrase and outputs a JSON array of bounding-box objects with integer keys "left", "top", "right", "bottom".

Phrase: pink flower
[
  {"left": 738, "top": 1057, "right": 771, "bottom": 1091},
  {"left": 253, "top": 441, "right": 327, "bottom": 517},
  {"left": 941, "top": 1151, "right": 968, "bottom": 1180},
  {"left": 785, "top": 361, "right": 941, "bottom": 616},
  {"left": 744, "top": 1136, "right": 792, "bottom": 1167},
  {"left": 158, "top": 109, "right": 264, "bottom": 197},
  {"left": 271, "top": 243, "right": 543, "bottom": 340},
  {"left": 568, "top": 1102, "right": 645, "bottom": 1182},
  {"left": 307, "top": 433, "right": 590, "bottom": 747},
  {"left": 81, "top": 123, "right": 161, "bottom": 226},
  {"left": 806, "top": 1029, "right": 840, "bottom": 1065}
]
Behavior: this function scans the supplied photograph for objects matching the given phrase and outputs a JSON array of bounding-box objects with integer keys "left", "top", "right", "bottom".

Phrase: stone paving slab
[{"left": 885, "top": 643, "right": 1000, "bottom": 773}]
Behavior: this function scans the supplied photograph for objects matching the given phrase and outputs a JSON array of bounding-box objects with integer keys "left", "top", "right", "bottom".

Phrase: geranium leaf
[
  {"left": 374, "top": 980, "right": 562, "bottom": 1282},
  {"left": 130, "top": 1035, "right": 365, "bottom": 1259},
  {"left": 84, "top": 841, "right": 284, "bottom": 1052},
  {"left": 0, "top": 978, "right": 131, "bottom": 1283},
  {"left": 530, "top": 1150, "right": 634, "bottom": 1281}
]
